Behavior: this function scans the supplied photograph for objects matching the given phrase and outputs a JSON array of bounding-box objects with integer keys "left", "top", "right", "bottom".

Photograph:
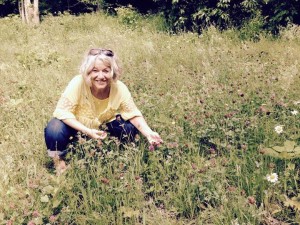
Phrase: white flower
[
  {"left": 274, "top": 125, "right": 283, "bottom": 134},
  {"left": 40, "top": 195, "right": 49, "bottom": 203},
  {"left": 266, "top": 173, "right": 278, "bottom": 183},
  {"left": 291, "top": 110, "right": 299, "bottom": 115}
]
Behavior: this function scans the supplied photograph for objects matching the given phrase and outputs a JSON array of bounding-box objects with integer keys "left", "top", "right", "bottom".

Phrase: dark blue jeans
[{"left": 44, "top": 116, "right": 138, "bottom": 157}]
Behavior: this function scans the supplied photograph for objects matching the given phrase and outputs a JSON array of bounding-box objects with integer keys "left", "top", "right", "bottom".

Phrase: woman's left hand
[{"left": 146, "top": 131, "right": 163, "bottom": 146}]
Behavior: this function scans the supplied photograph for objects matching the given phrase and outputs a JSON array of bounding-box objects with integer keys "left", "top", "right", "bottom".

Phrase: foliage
[
  {"left": 0, "top": 0, "right": 17, "bottom": 16},
  {"left": 115, "top": 6, "right": 142, "bottom": 28},
  {"left": 0, "top": 13, "right": 300, "bottom": 224},
  {"left": 99, "top": 0, "right": 160, "bottom": 14},
  {"left": 262, "top": 0, "right": 300, "bottom": 34},
  {"left": 152, "top": 0, "right": 300, "bottom": 35},
  {"left": 1, "top": 0, "right": 300, "bottom": 36},
  {"left": 262, "top": 140, "right": 300, "bottom": 159}
]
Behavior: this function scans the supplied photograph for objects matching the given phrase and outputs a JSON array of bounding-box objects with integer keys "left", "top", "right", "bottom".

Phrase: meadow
[{"left": 0, "top": 11, "right": 300, "bottom": 225}]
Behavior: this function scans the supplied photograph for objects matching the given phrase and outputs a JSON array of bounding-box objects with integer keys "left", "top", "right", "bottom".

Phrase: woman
[{"left": 44, "top": 48, "right": 163, "bottom": 171}]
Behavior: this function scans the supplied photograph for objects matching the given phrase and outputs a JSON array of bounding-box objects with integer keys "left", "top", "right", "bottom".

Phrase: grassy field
[{"left": 0, "top": 12, "right": 300, "bottom": 225}]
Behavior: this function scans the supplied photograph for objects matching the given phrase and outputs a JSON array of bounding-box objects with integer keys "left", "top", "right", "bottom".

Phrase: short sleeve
[
  {"left": 117, "top": 82, "right": 142, "bottom": 120},
  {"left": 53, "top": 76, "right": 82, "bottom": 120},
  {"left": 120, "top": 96, "right": 143, "bottom": 120}
]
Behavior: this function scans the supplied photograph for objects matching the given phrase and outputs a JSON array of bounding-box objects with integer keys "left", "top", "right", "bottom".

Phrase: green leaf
[
  {"left": 284, "top": 195, "right": 300, "bottom": 211},
  {"left": 52, "top": 198, "right": 62, "bottom": 208},
  {"left": 40, "top": 195, "right": 49, "bottom": 203},
  {"left": 261, "top": 141, "right": 300, "bottom": 159},
  {"left": 285, "top": 140, "right": 296, "bottom": 152},
  {"left": 42, "top": 185, "right": 54, "bottom": 194},
  {"left": 272, "top": 146, "right": 285, "bottom": 152}
]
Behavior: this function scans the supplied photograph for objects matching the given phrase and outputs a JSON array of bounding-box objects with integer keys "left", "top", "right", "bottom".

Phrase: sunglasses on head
[{"left": 88, "top": 48, "right": 114, "bottom": 57}]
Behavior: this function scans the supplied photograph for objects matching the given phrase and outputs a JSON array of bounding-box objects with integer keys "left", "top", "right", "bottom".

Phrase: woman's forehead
[{"left": 94, "top": 58, "right": 111, "bottom": 69}]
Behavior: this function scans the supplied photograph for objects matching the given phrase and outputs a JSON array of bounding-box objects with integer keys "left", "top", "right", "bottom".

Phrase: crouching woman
[{"left": 44, "top": 48, "right": 163, "bottom": 172}]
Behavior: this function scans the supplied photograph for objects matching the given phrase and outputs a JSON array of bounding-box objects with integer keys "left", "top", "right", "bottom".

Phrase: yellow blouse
[{"left": 53, "top": 75, "right": 142, "bottom": 129}]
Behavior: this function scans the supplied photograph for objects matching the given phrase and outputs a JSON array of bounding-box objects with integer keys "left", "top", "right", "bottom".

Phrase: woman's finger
[{"left": 97, "top": 131, "right": 107, "bottom": 139}]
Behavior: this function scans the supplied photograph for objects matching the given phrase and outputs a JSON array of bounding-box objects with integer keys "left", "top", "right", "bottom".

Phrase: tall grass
[{"left": 0, "top": 12, "right": 300, "bottom": 224}]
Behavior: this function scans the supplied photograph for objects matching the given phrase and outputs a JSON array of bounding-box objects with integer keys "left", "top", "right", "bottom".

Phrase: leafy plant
[{"left": 261, "top": 140, "right": 300, "bottom": 159}]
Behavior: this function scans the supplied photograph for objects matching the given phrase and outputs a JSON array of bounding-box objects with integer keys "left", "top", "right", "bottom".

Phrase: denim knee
[
  {"left": 106, "top": 116, "right": 138, "bottom": 142},
  {"left": 44, "top": 118, "right": 77, "bottom": 151}
]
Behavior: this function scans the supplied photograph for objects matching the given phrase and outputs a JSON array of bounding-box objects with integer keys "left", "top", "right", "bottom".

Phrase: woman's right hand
[
  {"left": 146, "top": 131, "right": 163, "bottom": 146},
  {"left": 62, "top": 119, "right": 107, "bottom": 140},
  {"left": 88, "top": 129, "right": 107, "bottom": 140}
]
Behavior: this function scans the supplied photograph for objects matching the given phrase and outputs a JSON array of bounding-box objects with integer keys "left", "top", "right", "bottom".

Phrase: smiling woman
[{"left": 44, "top": 48, "right": 163, "bottom": 173}]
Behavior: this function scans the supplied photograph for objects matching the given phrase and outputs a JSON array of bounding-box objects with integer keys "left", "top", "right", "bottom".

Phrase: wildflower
[
  {"left": 27, "top": 221, "right": 35, "bottom": 225},
  {"left": 32, "top": 210, "right": 39, "bottom": 217},
  {"left": 171, "top": 121, "right": 176, "bottom": 125},
  {"left": 23, "top": 209, "right": 31, "bottom": 216},
  {"left": 274, "top": 125, "right": 283, "bottom": 134},
  {"left": 100, "top": 177, "right": 110, "bottom": 184},
  {"left": 241, "top": 144, "right": 247, "bottom": 151},
  {"left": 119, "top": 163, "right": 125, "bottom": 170},
  {"left": 257, "top": 105, "right": 270, "bottom": 115},
  {"left": 191, "top": 163, "right": 197, "bottom": 170},
  {"left": 291, "top": 110, "right": 299, "bottom": 115},
  {"left": 238, "top": 90, "right": 244, "bottom": 97},
  {"left": 135, "top": 176, "right": 143, "bottom": 184},
  {"left": 149, "top": 144, "right": 155, "bottom": 152},
  {"left": 227, "top": 186, "right": 237, "bottom": 192},
  {"left": 268, "top": 163, "right": 276, "bottom": 169},
  {"left": 209, "top": 147, "right": 216, "bottom": 154},
  {"left": 224, "top": 112, "right": 235, "bottom": 118},
  {"left": 266, "top": 173, "right": 278, "bottom": 183},
  {"left": 248, "top": 196, "right": 256, "bottom": 204},
  {"left": 167, "top": 142, "right": 178, "bottom": 148},
  {"left": 6, "top": 220, "right": 13, "bottom": 225},
  {"left": 28, "top": 180, "right": 39, "bottom": 189},
  {"left": 209, "top": 158, "right": 217, "bottom": 167},
  {"left": 198, "top": 167, "right": 207, "bottom": 173},
  {"left": 49, "top": 215, "right": 57, "bottom": 222}
]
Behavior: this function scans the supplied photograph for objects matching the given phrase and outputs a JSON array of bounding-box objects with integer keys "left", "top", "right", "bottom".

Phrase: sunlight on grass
[{"left": 0, "top": 13, "right": 300, "bottom": 224}]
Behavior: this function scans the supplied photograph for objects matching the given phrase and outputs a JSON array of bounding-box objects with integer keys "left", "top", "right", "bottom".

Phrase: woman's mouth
[{"left": 95, "top": 79, "right": 107, "bottom": 84}]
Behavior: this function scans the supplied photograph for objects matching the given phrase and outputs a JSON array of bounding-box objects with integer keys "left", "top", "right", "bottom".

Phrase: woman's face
[{"left": 88, "top": 59, "right": 113, "bottom": 91}]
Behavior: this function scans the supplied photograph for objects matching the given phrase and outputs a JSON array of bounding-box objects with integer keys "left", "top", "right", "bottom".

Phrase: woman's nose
[{"left": 96, "top": 71, "right": 105, "bottom": 78}]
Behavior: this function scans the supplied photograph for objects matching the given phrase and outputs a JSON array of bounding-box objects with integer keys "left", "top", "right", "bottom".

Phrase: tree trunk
[
  {"left": 19, "top": 0, "right": 26, "bottom": 23},
  {"left": 19, "top": 0, "right": 40, "bottom": 25},
  {"left": 32, "top": 0, "right": 39, "bottom": 25}
]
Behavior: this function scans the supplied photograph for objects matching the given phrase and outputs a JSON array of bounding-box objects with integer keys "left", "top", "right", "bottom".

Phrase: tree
[{"left": 19, "top": 0, "right": 39, "bottom": 25}]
